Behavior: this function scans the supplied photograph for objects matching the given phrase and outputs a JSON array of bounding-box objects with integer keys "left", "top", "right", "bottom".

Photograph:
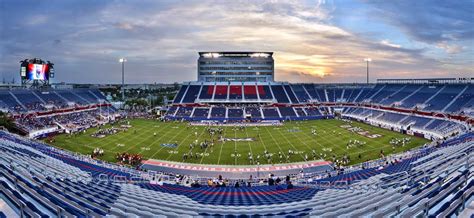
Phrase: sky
[{"left": 0, "top": 0, "right": 473, "bottom": 84}]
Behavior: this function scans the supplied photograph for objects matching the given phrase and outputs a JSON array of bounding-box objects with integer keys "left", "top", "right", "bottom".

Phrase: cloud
[
  {"left": 380, "top": 40, "right": 401, "bottom": 48},
  {"left": 367, "top": 0, "right": 474, "bottom": 51},
  {"left": 436, "top": 42, "right": 464, "bottom": 54},
  {"left": 115, "top": 22, "right": 135, "bottom": 31},
  {"left": 0, "top": 0, "right": 471, "bottom": 84}
]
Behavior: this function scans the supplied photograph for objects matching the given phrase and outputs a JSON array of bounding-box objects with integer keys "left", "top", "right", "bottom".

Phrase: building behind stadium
[{"left": 198, "top": 52, "right": 274, "bottom": 82}]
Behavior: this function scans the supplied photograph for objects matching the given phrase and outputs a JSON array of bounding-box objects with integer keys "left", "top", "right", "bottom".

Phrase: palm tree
[{"left": 0, "top": 111, "right": 16, "bottom": 132}]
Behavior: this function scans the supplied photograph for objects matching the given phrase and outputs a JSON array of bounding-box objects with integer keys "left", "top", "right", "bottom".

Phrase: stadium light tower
[
  {"left": 364, "top": 58, "right": 372, "bottom": 84},
  {"left": 119, "top": 58, "right": 127, "bottom": 101}
]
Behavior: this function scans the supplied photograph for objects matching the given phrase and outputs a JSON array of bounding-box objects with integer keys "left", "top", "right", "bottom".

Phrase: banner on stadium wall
[{"left": 413, "top": 132, "right": 425, "bottom": 138}]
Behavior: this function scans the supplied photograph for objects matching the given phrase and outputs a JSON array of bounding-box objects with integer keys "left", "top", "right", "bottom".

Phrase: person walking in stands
[
  {"left": 268, "top": 174, "right": 275, "bottom": 186},
  {"left": 275, "top": 177, "right": 281, "bottom": 185}
]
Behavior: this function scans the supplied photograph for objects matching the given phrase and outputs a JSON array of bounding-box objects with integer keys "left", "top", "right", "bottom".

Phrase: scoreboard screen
[
  {"left": 20, "top": 58, "right": 55, "bottom": 83},
  {"left": 27, "top": 63, "right": 49, "bottom": 80}
]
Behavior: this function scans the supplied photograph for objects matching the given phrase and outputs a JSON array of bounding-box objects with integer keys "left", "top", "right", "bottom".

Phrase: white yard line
[{"left": 149, "top": 124, "right": 191, "bottom": 159}]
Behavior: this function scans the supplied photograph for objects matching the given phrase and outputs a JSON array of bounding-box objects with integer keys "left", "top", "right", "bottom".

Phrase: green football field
[{"left": 47, "top": 119, "right": 430, "bottom": 166}]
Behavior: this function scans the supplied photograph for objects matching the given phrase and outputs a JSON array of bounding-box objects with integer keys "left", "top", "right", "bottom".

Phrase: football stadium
[{"left": 1, "top": 1, "right": 473, "bottom": 217}]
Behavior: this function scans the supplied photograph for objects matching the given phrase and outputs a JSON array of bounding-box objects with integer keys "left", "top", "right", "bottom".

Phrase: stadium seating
[
  {"left": 444, "top": 85, "right": 474, "bottom": 113},
  {"left": 315, "top": 88, "right": 327, "bottom": 102},
  {"left": 2, "top": 82, "right": 472, "bottom": 217},
  {"left": 303, "top": 84, "right": 320, "bottom": 101},
  {"left": 262, "top": 108, "right": 281, "bottom": 119},
  {"left": 400, "top": 85, "right": 443, "bottom": 109},
  {"left": 166, "top": 106, "right": 178, "bottom": 116},
  {"left": 0, "top": 89, "right": 112, "bottom": 135},
  {"left": 342, "top": 106, "right": 468, "bottom": 138},
  {"left": 400, "top": 116, "right": 432, "bottom": 127},
  {"left": 0, "top": 130, "right": 471, "bottom": 217},
  {"left": 227, "top": 108, "right": 243, "bottom": 119},
  {"left": 12, "top": 90, "right": 45, "bottom": 111},
  {"left": 181, "top": 85, "right": 201, "bottom": 103},
  {"left": 73, "top": 89, "right": 102, "bottom": 104},
  {"left": 304, "top": 107, "right": 322, "bottom": 116},
  {"left": 245, "top": 107, "right": 262, "bottom": 119},
  {"left": 175, "top": 107, "right": 193, "bottom": 118},
  {"left": 279, "top": 107, "right": 297, "bottom": 118},
  {"left": 173, "top": 85, "right": 188, "bottom": 103},
  {"left": 0, "top": 91, "right": 25, "bottom": 112},
  {"left": 357, "top": 85, "right": 384, "bottom": 102},
  {"left": 294, "top": 107, "right": 307, "bottom": 117},
  {"left": 210, "top": 107, "right": 225, "bottom": 118},
  {"left": 228, "top": 85, "right": 243, "bottom": 100},
  {"left": 243, "top": 85, "right": 258, "bottom": 99},
  {"left": 198, "top": 85, "right": 214, "bottom": 99},
  {"left": 271, "top": 85, "right": 290, "bottom": 103},
  {"left": 56, "top": 90, "right": 88, "bottom": 105},
  {"left": 290, "top": 84, "right": 311, "bottom": 103},
  {"left": 193, "top": 108, "right": 210, "bottom": 118},
  {"left": 167, "top": 82, "right": 471, "bottom": 137},
  {"left": 379, "top": 85, "right": 419, "bottom": 105},
  {"left": 36, "top": 91, "right": 67, "bottom": 108},
  {"left": 214, "top": 85, "right": 228, "bottom": 100},
  {"left": 169, "top": 83, "right": 473, "bottom": 115},
  {"left": 258, "top": 85, "right": 273, "bottom": 100},
  {"left": 423, "top": 85, "right": 466, "bottom": 111},
  {"left": 377, "top": 112, "right": 408, "bottom": 123},
  {"left": 283, "top": 85, "right": 298, "bottom": 103},
  {"left": 334, "top": 89, "right": 344, "bottom": 102},
  {"left": 326, "top": 89, "right": 336, "bottom": 102}
]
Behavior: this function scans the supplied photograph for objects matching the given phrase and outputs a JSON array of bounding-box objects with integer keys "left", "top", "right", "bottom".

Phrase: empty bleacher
[
  {"left": 377, "top": 112, "right": 408, "bottom": 123},
  {"left": 173, "top": 85, "right": 188, "bottom": 103},
  {"left": 283, "top": 85, "right": 298, "bottom": 103},
  {"left": 169, "top": 83, "right": 473, "bottom": 114},
  {"left": 271, "top": 85, "right": 289, "bottom": 103},
  {"left": 165, "top": 82, "right": 472, "bottom": 137},
  {"left": 193, "top": 108, "right": 210, "bottom": 118},
  {"left": 199, "top": 85, "right": 214, "bottom": 99},
  {"left": 166, "top": 106, "right": 178, "bottom": 116},
  {"left": 424, "top": 85, "right": 466, "bottom": 111},
  {"left": 73, "top": 89, "right": 101, "bottom": 103},
  {"left": 303, "top": 84, "right": 320, "bottom": 102},
  {"left": 175, "top": 107, "right": 193, "bottom": 118},
  {"left": 0, "top": 89, "right": 109, "bottom": 114},
  {"left": 243, "top": 85, "right": 258, "bottom": 100},
  {"left": 245, "top": 107, "right": 262, "bottom": 119},
  {"left": 279, "top": 107, "right": 297, "bottom": 118},
  {"left": 262, "top": 108, "right": 281, "bottom": 119},
  {"left": 334, "top": 89, "right": 343, "bottom": 102},
  {"left": 258, "top": 85, "right": 273, "bottom": 100},
  {"left": 0, "top": 91, "right": 24, "bottom": 112},
  {"left": 400, "top": 85, "right": 443, "bottom": 109},
  {"left": 227, "top": 108, "right": 243, "bottom": 118},
  {"left": 326, "top": 89, "right": 336, "bottom": 102},
  {"left": 304, "top": 107, "right": 322, "bottom": 116},
  {"left": 181, "top": 85, "right": 201, "bottom": 103},
  {"left": 379, "top": 85, "right": 419, "bottom": 105},
  {"left": 294, "top": 107, "right": 307, "bottom": 117},
  {"left": 315, "top": 89, "right": 327, "bottom": 102},
  {"left": 369, "top": 85, "right": 403, "bottom": 103},
  {"left": 291, "top": 84, "right": 311, "bottom": 103},
  {"left": 0, "top": 130, "right": 471, "bottom": 217},
  {"left": 214, "top": 85, "right": 228, "bottom": 100},
  {"left": 228, "top": 85, "right": 242, "bottom": 100},
  {"left": 444, "top": 85, "right": 474, "bottom": 113},
  {"left": 12, "top": 90, "right": 43, "bottom": 110},
  {"left": 210, "top": 107, "right": 226, "bottom": 118}
]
